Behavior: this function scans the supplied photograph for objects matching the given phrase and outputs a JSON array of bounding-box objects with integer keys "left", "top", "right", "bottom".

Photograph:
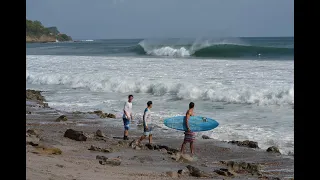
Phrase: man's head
[
  {"left": 128, "top": 95, "right": 133, "bottom": 102},
  {"left": 147, "top": 101, "right": 153, "bottom": 108},
  {"left": 189, "top": 102, "right": 194, "bottom": 109}
]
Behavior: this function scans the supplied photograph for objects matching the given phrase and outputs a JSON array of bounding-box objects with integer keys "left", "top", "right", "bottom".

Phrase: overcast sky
[{"left": 26, "top": 0, "right": 294, "bottom": 39}]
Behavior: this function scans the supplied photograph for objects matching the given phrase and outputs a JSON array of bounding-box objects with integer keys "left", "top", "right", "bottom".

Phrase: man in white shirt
[
  {"left": 123, "top": 94, "right": 133, "bottom": 140},
  {"left": 137, "top": 101, "right": 153, "bottom": 144}
]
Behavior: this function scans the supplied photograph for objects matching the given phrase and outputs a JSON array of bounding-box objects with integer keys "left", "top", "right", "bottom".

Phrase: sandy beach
[{"left": 26, "top": 90, "right": 293, "bottom": 180}]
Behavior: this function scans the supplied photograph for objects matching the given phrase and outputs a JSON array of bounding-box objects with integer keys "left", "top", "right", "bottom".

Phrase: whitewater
[{"left": 26, "top": 54, "right": 293, "bottom": 155}]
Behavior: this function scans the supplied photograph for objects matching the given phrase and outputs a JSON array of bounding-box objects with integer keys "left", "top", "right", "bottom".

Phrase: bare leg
[
  {"left": 148, "top": 134, "right": 152, "bottom": 144},
  {"left": 138, "top": 135, "right": 146, "bottom": 143},
  {"left": 180, "top": 142, "right": 186, "bottom": 154},
  {"left": 190, "top": 142, "right": 194, "bottom": 155},
  {"left": 124, "top": 130, "right": 128, "bottom": 137}
]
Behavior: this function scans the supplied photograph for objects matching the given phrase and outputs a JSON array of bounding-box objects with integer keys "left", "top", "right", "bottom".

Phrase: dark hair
[
  {"left": 147, "top": 101, "right": 152, "bottom": 106},
  {"left": 128, "top": 95, "right": 133, "bottom": 98},
  {"left": 189, "top": 102, "right": 194, "bottom": 109}
]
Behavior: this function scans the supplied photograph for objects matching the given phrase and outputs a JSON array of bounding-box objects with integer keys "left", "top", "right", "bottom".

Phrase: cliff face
[{"left": 26, "top": 35, "right": 56, "bottom": 43}]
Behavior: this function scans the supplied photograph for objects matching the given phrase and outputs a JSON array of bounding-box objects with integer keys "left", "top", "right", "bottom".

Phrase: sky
[{"left": 26, "top": 0, "right": 294, "bottom": 39}]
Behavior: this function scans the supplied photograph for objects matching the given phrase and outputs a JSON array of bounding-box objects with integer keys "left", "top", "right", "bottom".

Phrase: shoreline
[{"left": 26, "top": 89, "right": 294, "bottom": 180}]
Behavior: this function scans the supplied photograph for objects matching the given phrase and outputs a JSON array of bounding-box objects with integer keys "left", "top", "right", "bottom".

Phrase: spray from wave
[
  {"left": 130, "top": 37, "right": 293, "bottom": 58},
  {"left": 26, "top": 72, "right": 294, "bottom": 106}
]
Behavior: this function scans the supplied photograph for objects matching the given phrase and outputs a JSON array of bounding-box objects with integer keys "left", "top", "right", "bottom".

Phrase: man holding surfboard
[
  {"left": 180, "top": 102, "right": 196, "bottom": 155},
  {"left": 137, "top": 101, "right": 153, "bottom": 145},
  {"left": 123, "top": 95, "right": 134, "bottom": 140}
]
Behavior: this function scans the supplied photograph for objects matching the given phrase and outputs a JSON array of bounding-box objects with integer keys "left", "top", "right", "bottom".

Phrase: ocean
[{"left": 26, "top": 37, "right": 294, "bottom": 155}]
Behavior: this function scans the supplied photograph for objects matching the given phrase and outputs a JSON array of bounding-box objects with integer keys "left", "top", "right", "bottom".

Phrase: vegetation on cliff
[{"left": 26, "top": 19, "right": 72, "bottom": 42}]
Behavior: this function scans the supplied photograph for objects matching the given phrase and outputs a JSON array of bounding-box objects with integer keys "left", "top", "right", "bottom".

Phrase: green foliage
[
  {"left": 47, "top": 27, "right": 60, "bottom": 35},
  {"left": 26, "top": 19, "right": 72, "bottom": 41}
]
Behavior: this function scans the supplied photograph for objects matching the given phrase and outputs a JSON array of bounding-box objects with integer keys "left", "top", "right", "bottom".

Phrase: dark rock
[
  {"left": 64, "top": 129, "right": 87, "bottom": 141},
  {"left": 166, "top": 171, "right": 179, "bottom": 178},
  {"left": 27, "top": 129, "right": 39, "bottom": 137},
  {"left": 55, "top": 115, "right": 68, "bottom": 122},
  {"left": 99, "top": 157, "right": 121, "bottom": 166},
  {"left": 88, "top": 145, "right": 112, "bottom": 153},
  {"left": 214, "top": 168, "right": 235, "bottom": 177},
  {"left": 26, "top": 111, "right": 31, "bottom": 114},
  {"left": 145, "top": 143, "right": 154, "bottom": 150},
  {"left": 96, "top": 130, "right": 106, "bottom": 137},
  {"left": 43, "top": 103, "right": 49, "bottom": 108},
  {"left": 220, "top": 161, "right": 261, "bottom": 175},
  {"left": 107, "top": 113, "right": 116, "bottom": 118},
  {"left": 202, "top": 135, "right": 211, "bottom": 139},
  {"left": 96, "top": 155, "right": 108, "bottom": 161},
  {"left": 266, "top": 146, "right": 281, "bottom": 154},
  {"left": 56, "top": 164, "right": 64, "bottom": 168},
  {"left": 186, "top": 165, "right": 209, "bottom": 177},
  {"left": 26, "top": 89, "right": 45, "bottom": 102},
  {"left": 228, "top": 140, "right": 259, "bottom": 148}
]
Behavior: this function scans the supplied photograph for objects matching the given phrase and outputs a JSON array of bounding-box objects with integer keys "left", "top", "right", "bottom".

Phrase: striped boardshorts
[{"left": 184, "top": 131, "right": 195, "bottom": 143}]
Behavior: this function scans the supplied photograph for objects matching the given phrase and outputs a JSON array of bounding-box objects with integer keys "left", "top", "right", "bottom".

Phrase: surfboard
[{"left": 163, "top": 116, "right": 219, "bottom": 132}]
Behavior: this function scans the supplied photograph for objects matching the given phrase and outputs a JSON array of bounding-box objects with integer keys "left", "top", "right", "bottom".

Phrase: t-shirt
[
  {"left": 143, "top": 108, "right": 151, "bottom": 127},
  {"left": 123, "top": 101, "right": 132, "bottom": 119}
]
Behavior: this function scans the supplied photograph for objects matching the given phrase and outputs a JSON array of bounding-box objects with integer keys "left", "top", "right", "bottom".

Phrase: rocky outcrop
[
  {"left": 266, "top": 146, "right": 281, "bottom": 154},
  {"left": 88, "top": 145, "right": 113, "bottom": 153},
  {"left": 26, "top": 89, "right": 45, "bottom": 102},
  {"left": 186, "top": 165, "right": 209, "bottom": 177},
  {"left": 228, "top": 140, "right": 259, "bottom": 148},
  {"left": 88, "top": 110, "right": 116, "bottom": 119},
  {"left": 55, "top": 115, "right": 68, "bottom": 122},
  {"left": 220, "top": 161, "right": 262, "bottom": 175},
  {"left": 64, "top": 129, "right": 87, "bottom": 141},
  {"left": 96, "top": 155, "right": 121, "bottom": 166},
  {"left": 26, "top": 35, "right": 56, "bottom": 43}
]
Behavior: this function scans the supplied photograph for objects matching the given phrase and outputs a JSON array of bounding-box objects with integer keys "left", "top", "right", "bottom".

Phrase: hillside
[{"left": 26, "top": 19, "right": 72, "bottom": 43}]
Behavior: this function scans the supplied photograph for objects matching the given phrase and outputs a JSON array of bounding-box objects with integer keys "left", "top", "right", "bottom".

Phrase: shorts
[
  {"left": 123, "top": 118, "right": 130, "bottom": 130},
  {"left": 143, "top": 126, "right": 153, "bottom": 136},
  {"left": 184, "top": 131, "right": 195, "bottom": 143}
]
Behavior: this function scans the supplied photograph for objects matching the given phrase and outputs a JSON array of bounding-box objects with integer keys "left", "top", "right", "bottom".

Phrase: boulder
[
  {"left": 177, "top": 167, "right": 190, "bottom": 176},
  {"left": 214, "top": 168, "right": 235, "bottom": 177},
  {"left": 202, "top": 135, "right": 211, "bottom": 139},
  {"left": 26, "top": 89, "right": 45, "bottom": 102},
  {"left": 88, "top": 145, "right": 112, "bottom": 153},
  {"left": 64, "top": 129, "right": 87, "bottom": 141},
  {"left": 55, "top": 115, "right": 68, "bottom": 122},
  {"left": 96, "top": 130, "right": 106, "bottom": 137},
  {"left": 228, "top": 140, "right": 259, "bottom": 148},
  {"left": 186, "top": 165, "right": 209, "bottom": 177},
  {"left": 107, "top": 113, "right": 116, "bottom": 118},
  {"left": 266, "top": 146, "right": 281, "bottom": 154}
]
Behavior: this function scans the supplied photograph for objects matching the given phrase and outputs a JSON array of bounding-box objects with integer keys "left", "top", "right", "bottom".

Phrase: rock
[
  {"left": 96, "top": 155, "right": 108, "bottom": 161},
  {"left": 202, "top": 135, "right": 211, "bottom": 139},
  {"left": 96, "top": 130, "right": 106, "bottom": 137},
  {"left": 186, "top": 165, "right": 209, "bottom": 177},
  {"left": 214, "top": 168, "right": 235, "bottom": 177},
  {"left": 26, "top": 89, "right": 45, "bottom": 102},
  {"left": 266, "top": 146, "right": 281, "bottom": 154},
  {"left": 107, "top": 113, "right": 116, "bottom": 118},
  {"left": 145, "top": 143, "right": 154, "bottom": 150},
  {"left": 220, "top": 161, "right": 261, "bottom": 175},
  {"left": 88, "top": 145, "right": 112, "bottom": 153},
  {"left": 27, "top": 129, "right": 39, "bottom": 137},
  {"left": 177, "top": 167, "right": 190, "bottom": 176},
  {"left": 26, "top": 111, "right": 31, "bottom": 114},
  {"left": 166, "top": 171, "right": 179, "bottom": 178},
  {"left": 228, "top": 140, "right": 259, "bottom": 148},
  {"left": 26, "top": 136, "right": 40, "bottom": 146},
  {"left": 55, "top": 115, "right": 68, "bottom": 122},
  {"left": 99, "top": 157, "right": 121, "bottom": 166},
  {"left": 56, "top": 164, "right": 64, "bottom": 168},
  {"left": 43, "top": 103, "right": 49, "bottom": 108},
  {"left": 32, "top": 145, "right": 62, "bottom": 155},
  {"left": 64, "top": 129, "right": 87, "bottom": 141}
]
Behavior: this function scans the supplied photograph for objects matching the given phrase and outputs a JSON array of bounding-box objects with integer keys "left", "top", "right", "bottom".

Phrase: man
[
  {"left": 137, "top": 101, "right": 153, "bottom": 145},
  {"left": 123, "top": 95, "right": 133, "bottom": 140},
  {"left": 180, "top": 102, "right": 195, "bottom": 155}
]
